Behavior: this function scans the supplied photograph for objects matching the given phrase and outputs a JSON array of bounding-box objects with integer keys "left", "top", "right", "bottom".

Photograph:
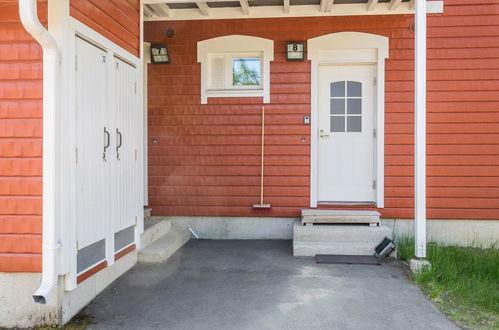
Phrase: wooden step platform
[{"left": 301, "top": 209, "right": 381, "bottom": 226}]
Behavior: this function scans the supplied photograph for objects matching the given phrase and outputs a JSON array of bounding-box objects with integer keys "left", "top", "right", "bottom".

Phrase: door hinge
[
  {"left": 134, "top": 82, "right": 137, "bottom": 94},
  {"left": 373, "top": 77, "right": 377, "bottom": 86},
  {"left": 75, "top": 148, "right": 78, "bottom": 163},
  {"left": 102, "top": 54, "right": 107, "bottom": 64},
  {"left": 373, "top": 128, "right": 377, "bottom": 138},
  {"left": 134, "top": 149, "right": 138, "bottom": 160},
  {"left": 75, "top": 55, "right": 77, "bottom": 71},
  {"left": 373, "top": 180, "right": 377, "bottom": 189},
  {"left": 115, "top": 61, "right": 119, "bottom": 70}
]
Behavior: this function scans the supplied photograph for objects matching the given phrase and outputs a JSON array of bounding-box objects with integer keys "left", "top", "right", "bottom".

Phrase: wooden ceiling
[{"left": 142, "top": 0, "right": 443, "bottom": 21}]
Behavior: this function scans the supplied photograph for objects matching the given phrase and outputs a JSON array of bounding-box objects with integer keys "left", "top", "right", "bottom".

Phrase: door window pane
[
  {"left": 347, "top": 116, "right": 362, "bottom": 132},
  {"left": 330, "top": 81, "right": 345, "bottom": 97},
  {"left": 347, "top": 99, "right": 361, "bottom": 114},
  {"left": 331, "top": 99, "right": 345, "bottom": 114},
  {"left": 347, "top": 81, "right": 362, "bottom": 97},
  {"left": 331, "top": 116, "right": 345, "bottom": 132},
  {"left": 232, "top": 58, "right": 261, "bottom": 86}
]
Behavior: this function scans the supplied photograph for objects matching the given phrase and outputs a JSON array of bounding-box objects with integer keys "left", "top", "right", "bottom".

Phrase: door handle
[
  {"left": 103, "top": 127, "right": 110, "bottom": 161},
  {"left": 116, "top": 128, "right": 122, "bottom": 160},
  {"left": 320, "top": 134, "right": 330, "bottom": 138}
]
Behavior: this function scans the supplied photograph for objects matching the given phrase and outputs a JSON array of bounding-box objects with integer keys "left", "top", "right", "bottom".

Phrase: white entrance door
[{"left": 318, "top": 64, "right": 376, "bottom": 203}]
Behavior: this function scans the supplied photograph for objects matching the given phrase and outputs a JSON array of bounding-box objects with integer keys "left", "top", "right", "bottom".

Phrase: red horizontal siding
[
  {"left": 145, "top": 0, "right": 499, "bottom": 220},
  {"left": 70, "top": 0, "right": 140, "bottom": 57},
  {"left": 0, "top": 0, "right": 44, "bottom": 272}
]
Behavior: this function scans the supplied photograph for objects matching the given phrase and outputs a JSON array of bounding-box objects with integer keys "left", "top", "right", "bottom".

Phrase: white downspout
[
  {"left": 19, "top": 0, "right": 61, "bottom": 304},
  {"left": 414, "top": 0, "right": 427, "bottom": 258}
]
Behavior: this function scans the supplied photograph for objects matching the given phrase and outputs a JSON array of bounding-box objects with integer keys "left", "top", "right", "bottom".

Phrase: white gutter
[
  {"left": 19, "top": 0, "right": 61, "bottom": 304},
  {"left": 414, "top": 0, "right": 427, "bottom": 258}
]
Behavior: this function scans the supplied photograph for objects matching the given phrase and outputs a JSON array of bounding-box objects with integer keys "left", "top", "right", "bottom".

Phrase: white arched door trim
[{"left": 308, "top": 31, "right": 389, "bottom": 208}]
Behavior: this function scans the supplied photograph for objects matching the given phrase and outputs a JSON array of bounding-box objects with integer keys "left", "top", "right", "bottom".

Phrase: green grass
[{"left": 395, "top": 237, "right": 499, "bottom": 329}]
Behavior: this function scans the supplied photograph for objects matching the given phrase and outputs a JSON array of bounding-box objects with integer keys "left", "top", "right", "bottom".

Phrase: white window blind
[{"left": 208, "top": 55, "right": 225, "bottom": 89}]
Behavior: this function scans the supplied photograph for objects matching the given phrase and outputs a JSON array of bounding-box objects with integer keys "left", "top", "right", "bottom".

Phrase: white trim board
[
  {"left": 308, "top": 31, "right": 388, "bottom": 209},
  {"left": 143, "top": 1, "right": 444, "bottom": 21}
]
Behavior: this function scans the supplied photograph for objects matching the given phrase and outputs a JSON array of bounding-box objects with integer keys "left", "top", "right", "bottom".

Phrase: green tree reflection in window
[{"left": 232, "top": 58, "right": 261, "bottom": 86}]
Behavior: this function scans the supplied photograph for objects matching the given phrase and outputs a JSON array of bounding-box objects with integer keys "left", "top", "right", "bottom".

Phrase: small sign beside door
[{"left": 286, "top": 42, "right": 305, "bottom": 61}]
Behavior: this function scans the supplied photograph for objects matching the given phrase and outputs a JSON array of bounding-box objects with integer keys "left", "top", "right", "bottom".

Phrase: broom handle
[{"left": 260, "top": 106, "right": 265, "bottom": 205}]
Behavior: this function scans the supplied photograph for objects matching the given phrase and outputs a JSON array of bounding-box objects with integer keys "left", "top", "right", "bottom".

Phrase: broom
[{"left": 253, "top": 105, "right": 271, "bottom": 209}]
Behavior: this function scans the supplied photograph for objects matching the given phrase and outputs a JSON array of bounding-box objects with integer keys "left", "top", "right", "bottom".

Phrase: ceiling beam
[
  {"left": 320, "top": 0, "right": 334, "bottom": 13},
  {"left": 195, "top": 1, "right": 210, "bottom": 16},
  {"left": 367, "top": 0, "right": 379, "bottom": 12},
  {"left": 326, "top": 0, "right": 335, "bottom": 12},
  {"left": 283, "top": 0, "right": 290, "bottom": 14},
  {"left": 240, "top": 0, "right": 250, "bottom": 15},
  {"left": 319, "top": 0, "right": 327, "bottom": 12},
  {"left": 390, "top": 0, "right": 403, "bottom": 11},
  {"left": 143, "top": 4, "right": 155, "bottom": 18},
  {"left": 154, "top": 4, "right": 173, "bottom": 17}
]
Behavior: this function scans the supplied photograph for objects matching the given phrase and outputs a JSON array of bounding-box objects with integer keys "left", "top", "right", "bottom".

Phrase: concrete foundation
[
  {"left": 160, "top": 216, "right": 499, "bottom": 247},
  {"left": 0, "top": 249, "right": 137, "bottom": 328},
  {"left": 165, "top": 216, "right": 297, "bottom": 239},
  {"left": 0, "top": 273, "right": 59, "bottom": 328},
  {"left": 382, "top": 218, "right": 499, "bottom": 248}
]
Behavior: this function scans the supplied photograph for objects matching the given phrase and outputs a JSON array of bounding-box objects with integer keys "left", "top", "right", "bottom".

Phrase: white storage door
[
  {"left": 75, "top": 37, "right": 109, "bottom": 250},
  {"left": 74, "top": 38, "right": 141, "bottom": 275},
  {"left": 113, "top": 57, "right": 139, "bottom": 233}
]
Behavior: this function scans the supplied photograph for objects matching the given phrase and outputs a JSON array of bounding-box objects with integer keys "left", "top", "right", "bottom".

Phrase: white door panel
[
  {"left": 113, "top": 57, "right": 137, "bottom": 233},
  {"left": 75, "top": 37, "right": 109, "bottom": 248},
  {"left": 318, "top": 65, "right": 375, "bottom": 202}
]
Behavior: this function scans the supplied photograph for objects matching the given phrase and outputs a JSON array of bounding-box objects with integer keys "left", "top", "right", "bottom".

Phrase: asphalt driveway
[{"left": 85, "top": 240, "right": 459, "bottom": 330}]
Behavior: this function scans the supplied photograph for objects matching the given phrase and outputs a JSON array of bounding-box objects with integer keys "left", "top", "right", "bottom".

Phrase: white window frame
[
  {"left": 308, "top": 31, "right": 389, "bottom": 208},
  {"left": 226, "top": 53, "right": 263, "bottom": 90},
  {"left": 197, "top": 35, "right": 273, "bottom": 104}
]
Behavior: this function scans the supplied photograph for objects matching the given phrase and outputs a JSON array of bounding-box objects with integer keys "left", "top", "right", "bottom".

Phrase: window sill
[{"left": 206, "top": 89, "right": 264, "bottom": 99}]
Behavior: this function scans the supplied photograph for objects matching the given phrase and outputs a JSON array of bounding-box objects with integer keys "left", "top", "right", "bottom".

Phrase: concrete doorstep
[{"left": 138, "top": 218, "right": 190, "bottom": 263}]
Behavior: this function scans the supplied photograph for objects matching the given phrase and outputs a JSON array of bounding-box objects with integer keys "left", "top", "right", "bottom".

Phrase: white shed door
[
  {"left": 75, "top": 38, "right": 141, "bottom": 258},
  {"left": 318, "top": 65, "right": 375, "bottom": 203},
  {"left": 75, "top": 37, "right": 109, "bottom": 248},
  {"left": 112, "top": 57, "right": 138, "bottom": 233}
]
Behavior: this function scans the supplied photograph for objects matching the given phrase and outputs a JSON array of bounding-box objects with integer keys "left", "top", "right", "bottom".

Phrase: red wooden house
[{"left": 1, "top": 0, "right": 498, "bottom": 326}]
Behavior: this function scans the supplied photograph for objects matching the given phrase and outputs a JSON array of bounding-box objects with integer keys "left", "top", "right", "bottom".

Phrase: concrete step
[
  {"left": 301, "top": 209, "right": 381, "bottom": 226},
  {"left": 294, "top": 241, "right": 379, "bottom": 256},
  {"left": 138, "top": 225, "right": 190, "bottom": 263},
  {"left": 141, "top": 218, "right": 172, "bottom": 248},
  {"left": 294, "top": 223, "right": 391, "bottom": 243}
]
